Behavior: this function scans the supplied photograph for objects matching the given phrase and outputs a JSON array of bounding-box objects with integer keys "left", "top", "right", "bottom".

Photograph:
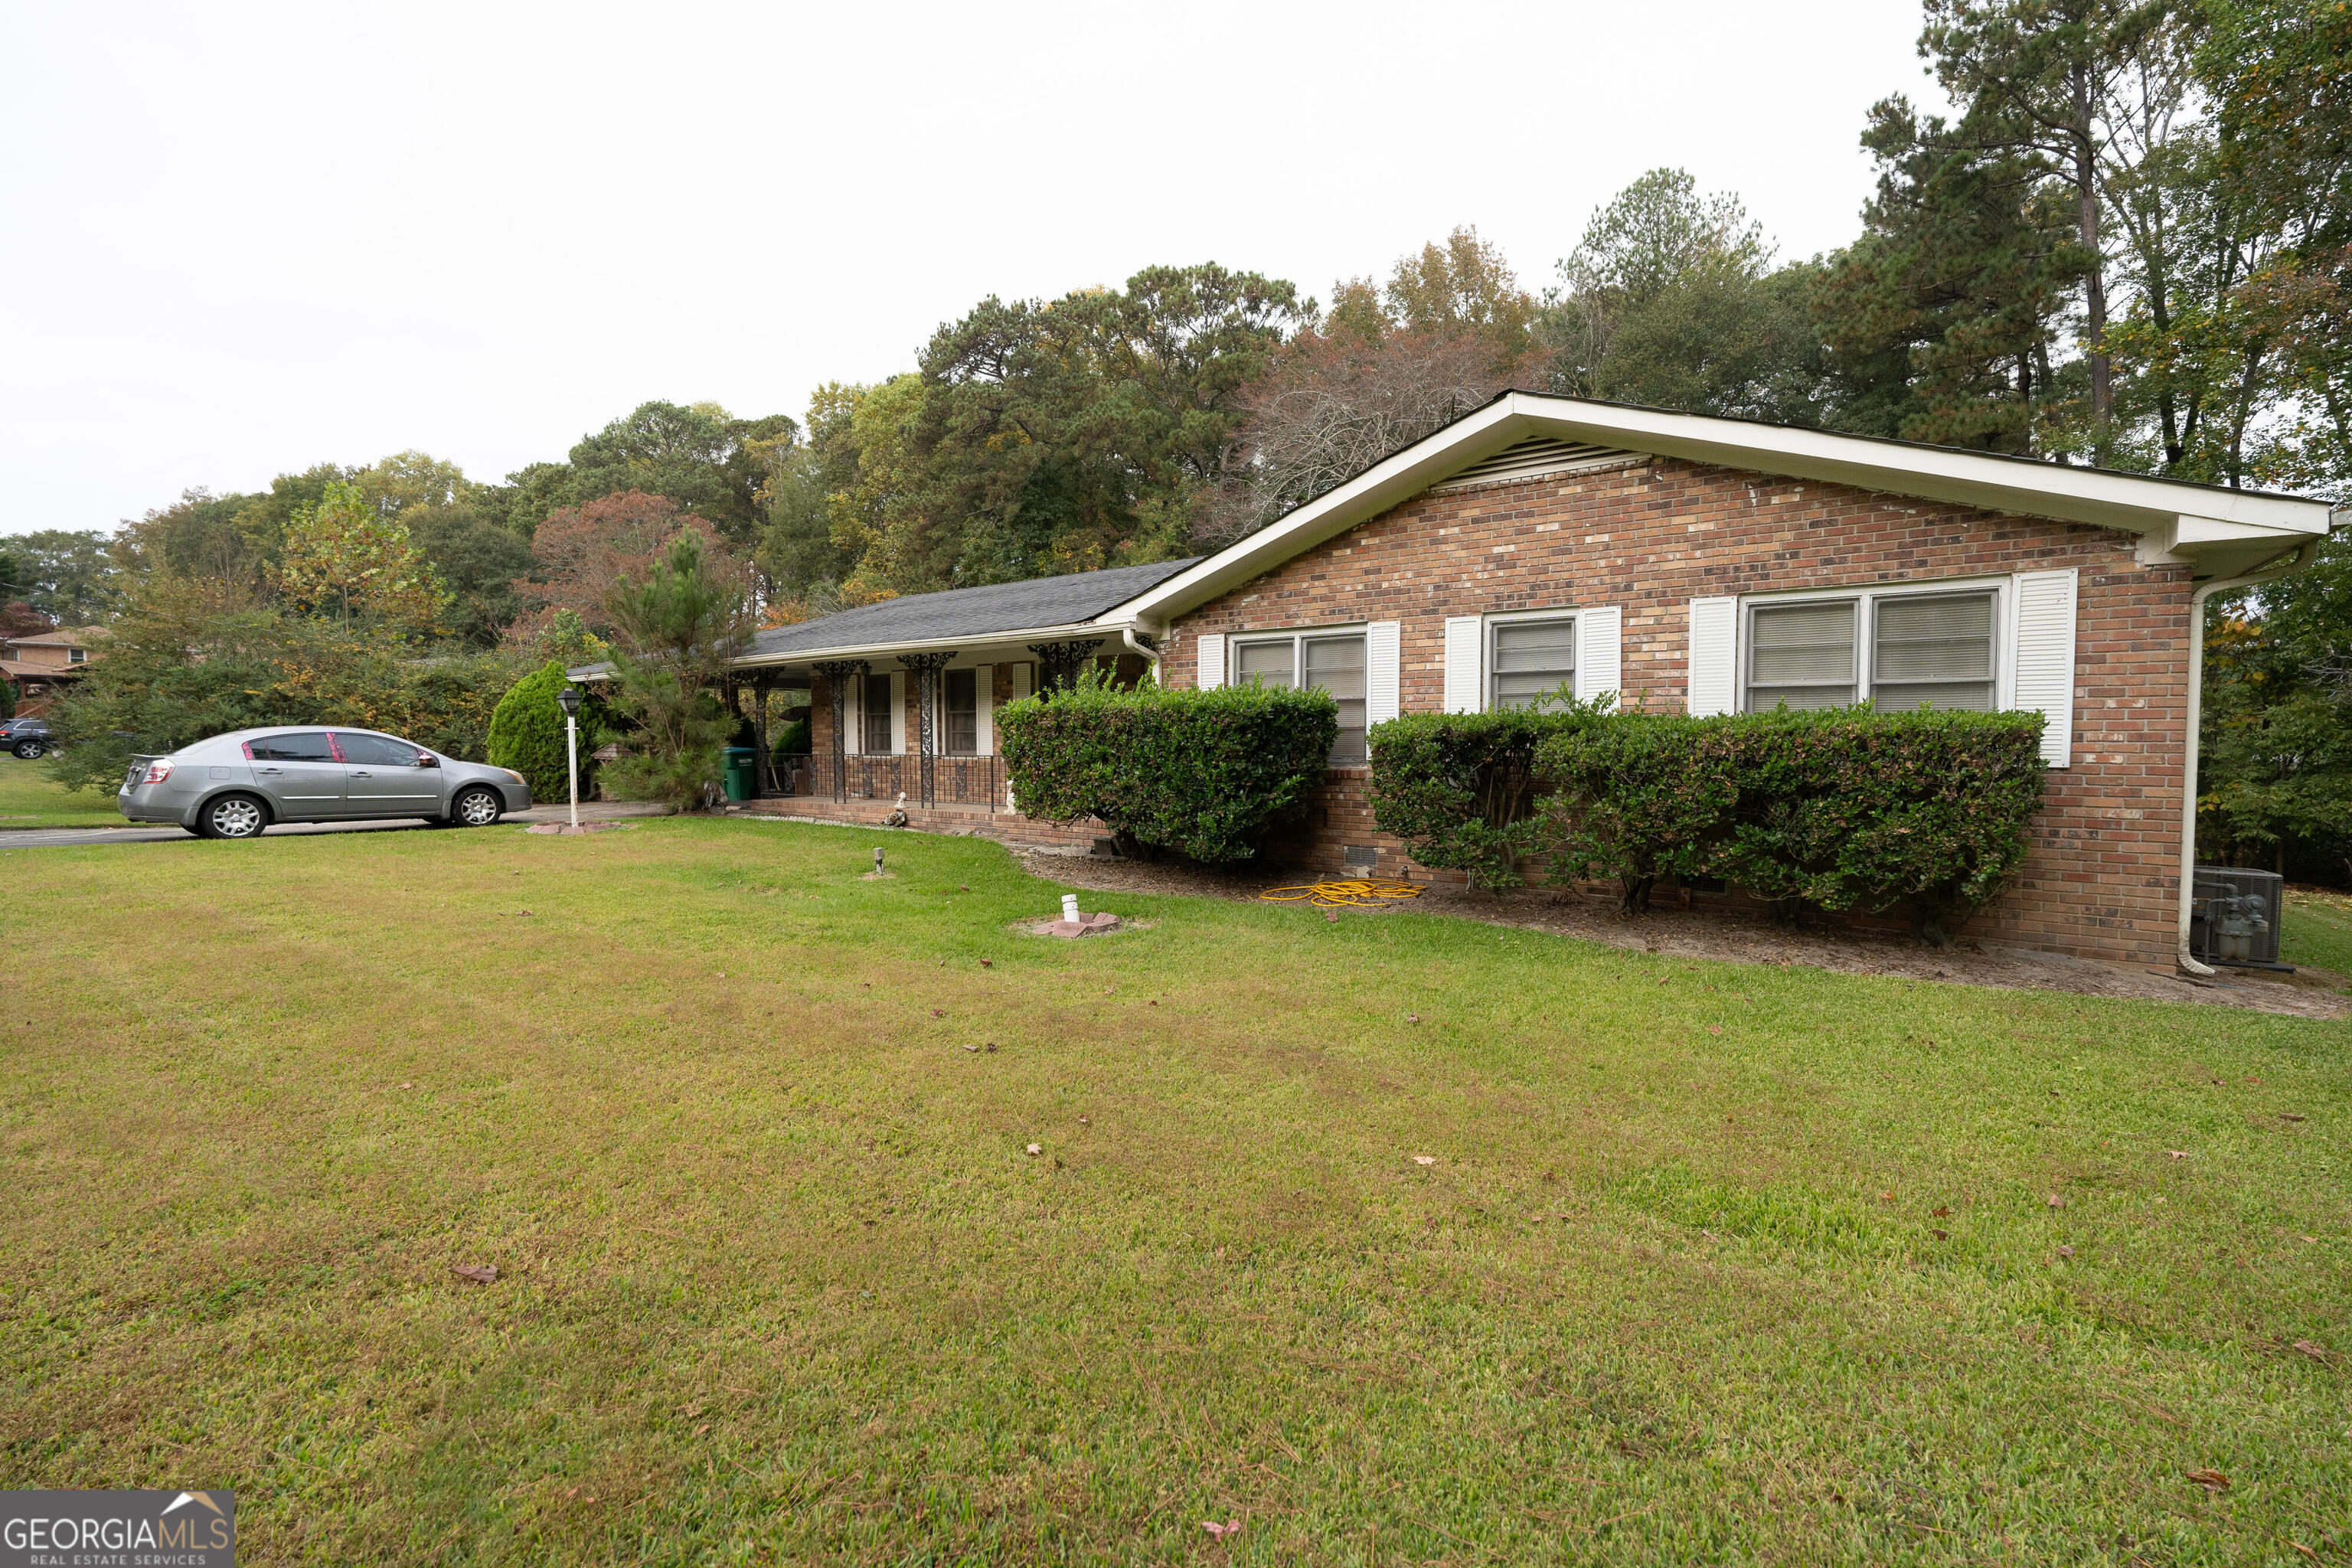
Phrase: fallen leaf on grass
[
  {"left": 1878, "top": 1191, "right": 1895, "bottom": 1203},
  {"left": 1025, "top": 1144, "right": 1041, "bottom": 1157},
  {"left": 1931, "top": 1228, "right": 1949, "bottom": 1240},
  {"left": 451, "top": 1264, "right": 498, "bottom": 1285},
  {"left": 2168, "top": 1150, "right": 2190, "bottom": 1159},
  {"left": 980, "top": 959, "right": 992, "bottom": 968},
  {"left": 931, "top": 1008, "right": 945, "bottom": 1018},
  {"left": 2280, "top": 1112, "right": 2305, "bottom": 1122},
  {"left": 962, "top": 1044, "right": 978, "bottom": 1053},
  {"left": 1201, "top": 1520, "right": 1242, "bottom": 1539},
  {"left": 1322, "top": 910, "right": 1338, "bottom": 923},
  {"left": 2291, "top": 1340, "right": 2331, "bottom": 1362},
  {"left": 1708, "top": 1025, "right": 1724, "bottom": 1037},
  {"left": 2045, "top": 1193, "right": 2066, "bottom": 1209},
  {"left": 2289, "top": 1543, "right": 2320, "bottom": 1562},
  {"left": 1406, "top": 1013, "right": 1420, "bottom": 1023},
  {"left": 399, "top": 1082, "right": 413, "bottom": 1090},
  {"left": 1411, "top": 1155, "right": 1437, "bottom": 1167},
  {"left": 1930, "top": 1205, "right": 1951, "bottom": 1217},
  {"left": 694, "top": 1423, "right": 710, "bottom": 1436},
  {"left": 2056, "top": 1245, "right": 2075, "bottom": 1259},
  {"left": 2184, "top": 1468, "right": 2229, "bottom": 1492}
]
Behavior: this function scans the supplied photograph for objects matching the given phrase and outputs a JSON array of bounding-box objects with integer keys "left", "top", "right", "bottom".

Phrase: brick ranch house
[{"left": 710, "top": 393, "right": 2338, "bottom": 970}]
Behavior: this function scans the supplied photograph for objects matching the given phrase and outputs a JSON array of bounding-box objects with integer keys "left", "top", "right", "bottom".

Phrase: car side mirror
[{"left": 415, "top": 754, "right": 440, "bottom": 769}]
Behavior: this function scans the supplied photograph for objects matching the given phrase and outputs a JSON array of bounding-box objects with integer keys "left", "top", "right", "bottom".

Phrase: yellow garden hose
[{"left": 1259, "top": 877, "right": 1426, "bottom": 910}]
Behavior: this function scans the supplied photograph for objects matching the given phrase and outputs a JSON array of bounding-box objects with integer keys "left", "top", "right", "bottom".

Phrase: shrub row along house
[{"left": 697, "top": 393, "right": 2338, "bottom": 969}]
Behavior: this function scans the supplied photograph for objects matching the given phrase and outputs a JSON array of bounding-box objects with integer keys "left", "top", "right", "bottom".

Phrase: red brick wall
[{"left": 1166, "top": 457, "right": 2194, "bottom": 966}]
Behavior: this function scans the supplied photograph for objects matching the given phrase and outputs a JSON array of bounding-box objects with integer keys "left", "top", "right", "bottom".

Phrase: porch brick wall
[{"left": 1164, "top": 456, "right": 2194, "bottom": 967}]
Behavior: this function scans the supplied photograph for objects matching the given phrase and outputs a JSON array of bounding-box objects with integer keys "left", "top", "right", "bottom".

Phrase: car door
[
  {"left": 334, "top": 732, "right": 446, "bottom": 818},
  {"left": 243, "top": 731, "right": 348, "bottom": 818}
]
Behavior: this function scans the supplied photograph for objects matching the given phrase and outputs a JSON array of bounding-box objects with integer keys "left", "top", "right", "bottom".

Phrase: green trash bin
[{"left": 722, "top": 746, "right": 756, "bottom": 802}]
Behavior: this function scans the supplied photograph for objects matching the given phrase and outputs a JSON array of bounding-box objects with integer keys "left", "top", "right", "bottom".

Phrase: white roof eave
[{"left": 1099, "top": 394, "right": 2337, "bottom": 626}]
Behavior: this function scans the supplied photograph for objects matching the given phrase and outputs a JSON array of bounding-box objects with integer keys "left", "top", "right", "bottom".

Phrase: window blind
[
  {"left": 1873, "top": 592, "right": 1995, "bottom": 711},
  {"left": 1491, "top": 619, "right": 1576, "bottom": 710},
  {"left": 1746, "top": 601, "right": 1856, "bottom": 710}
]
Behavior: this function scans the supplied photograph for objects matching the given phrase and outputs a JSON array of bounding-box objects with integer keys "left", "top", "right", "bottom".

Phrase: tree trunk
[{"left": 2073, "top": 66, "right": 2112, "bottom": 463}]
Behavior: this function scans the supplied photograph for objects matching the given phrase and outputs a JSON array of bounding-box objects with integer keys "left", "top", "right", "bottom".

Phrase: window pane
[
  {"left": 1304, "top": 635, "right": 1366, "bottom": 761},
  {"left": 1235, "top": 641, "right": 1294, "bottom": 689},
  {"left": 334, "top": 733, "right": 420, "bottom": 766},
  {"left": 1493, "top": 618, "right": 1575, "bottom": 710},
  {"left": 1746, "top": 602, "right": 1855, "bottom": 710},
  {"left": 252, "top": 732, "right": 335, "bottom": 762},
  {"left": 1873, "top": 591, "right": 1995, "bottom": 710},
  {"left": 864, "top": 675, "right": 893, "bottom": 753},
  {"left": 943, "top": 669, "right": 976, "bottom": 755}
]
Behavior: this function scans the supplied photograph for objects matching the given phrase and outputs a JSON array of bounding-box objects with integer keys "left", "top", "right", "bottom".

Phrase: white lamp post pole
[{"left": 557, "top": 684, "right": 583, "bottom": 831}]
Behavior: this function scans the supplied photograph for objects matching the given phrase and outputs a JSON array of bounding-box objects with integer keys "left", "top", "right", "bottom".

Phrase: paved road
[{"left": 0, "top": 802, "right": 665, "bottom": 849}]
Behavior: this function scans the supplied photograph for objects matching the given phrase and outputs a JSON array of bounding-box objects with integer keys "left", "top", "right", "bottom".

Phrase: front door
[
  {"left": 244, "top": 731, "right": 348, "bottom": 817},
  {"left": 334, "top": 732, "right": 446, "bottom": 818}
]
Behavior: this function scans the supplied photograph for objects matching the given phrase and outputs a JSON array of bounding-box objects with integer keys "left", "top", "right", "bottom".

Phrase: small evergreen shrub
[
  {"left": 488, "top": 661, "right": 595, "bottom": 802},
  {"left": 1535, "top": 707, "right": 2047, "bottom": 936},
  {"left": 1367, "top": 704, "right": 1606, "bottom": 891},
  {"left": 998, "top": 670, "right": 1337, "bottom": 861},
  {"left": 770, "top": 717, "right": 810, "bottom": 758},
  {"left": 1537, "top": 714, "right": 1738, "bottom": 914}
]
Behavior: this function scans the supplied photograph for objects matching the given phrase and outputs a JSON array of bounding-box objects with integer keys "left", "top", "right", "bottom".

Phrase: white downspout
[
  {"left": 1119, "top": 624, "right": 1162, "bottom": 673},
  {"left": 2175, "top": 540, "right": 2320, "bottom": 975}
]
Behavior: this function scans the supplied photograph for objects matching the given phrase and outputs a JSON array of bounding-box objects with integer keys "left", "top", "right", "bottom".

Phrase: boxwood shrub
[
  {"left": 998, "top": 671, "right": 1337, "bottom": 862},
  {"left": 1536, "top": 707, "right": 2047, "bottom": 937},
  {"left": 1366, "top": 704, "right": 1606, "bottom": 891}
]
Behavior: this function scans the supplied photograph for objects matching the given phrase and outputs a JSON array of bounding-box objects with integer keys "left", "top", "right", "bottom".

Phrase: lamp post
[{"left": 556, "top": 684, "right": 583, "bottom": 831}]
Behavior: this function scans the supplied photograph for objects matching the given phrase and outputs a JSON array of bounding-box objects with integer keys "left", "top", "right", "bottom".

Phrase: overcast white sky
[{"left": 0, "top": 1, "right": 1950, "bottom": 538}]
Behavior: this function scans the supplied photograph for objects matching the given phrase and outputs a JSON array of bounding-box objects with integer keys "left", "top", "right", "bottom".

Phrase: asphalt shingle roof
[{"left": 743, "top": 557, "right": 1200, "bottom": 660}]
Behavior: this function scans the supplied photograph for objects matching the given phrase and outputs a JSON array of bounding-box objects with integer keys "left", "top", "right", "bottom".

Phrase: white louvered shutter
[
  {"left": 1576, "top": 606, "right": 1623, "bottom": 711},
  {"left": 889, "top": 671, "right": 906, "bottom": 755},
  {"left": 2011, "top": 568, "right": 2079, "bottom": 767},
  {"left": 1194, "top": 632, "right": 1225, "bottom": 691},
  {"left": 1365, "top": 621, "right": 1401, "bottom": 726},
  {"left": 1687, "top": 596, "right": 1738, "bottom": 717},
  {"left": 1009, "top": 662, "right": 1031, "bottom": 703},
  {"left": 1442, "top": 616, "right": 1483, "bottom": 713},
  {"left": 975, "top": 664, "right": 994, "bottom": 754},
  {"left": 845, "top": 674, "right": 864, "bottom": 755}
]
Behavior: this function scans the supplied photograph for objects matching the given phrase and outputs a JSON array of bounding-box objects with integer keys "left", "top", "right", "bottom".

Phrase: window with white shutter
[
  {"left": 2011, "top": 569, "right": 2078, "bottom": 766},
  {"left": 1442, "top": 616, "right": 1482, "bottom": 713},
  {"left": 974, "top": 664, "right": 995, "bottom": 753},
  {"left": 1489, "top": 615, "right": 1576, "bottom": 710},
  {"left": 888, "top": 671, "right": 906, "bottom": 754},
  {"left": 1687, "top": 596, "right": 1738, "bottom": 716},
  {"left": 1365, "top": 621, "right": 1401, "bottom": 728},
  {"left": 1194, "top": 632, "right": 1226, "bottom": 691},
  {"left": 1576, "top": 606, "right": 1623, "bottom": 710},
  {"left": 1746, "top": 600, "right": 1857, "bottom": 710}
]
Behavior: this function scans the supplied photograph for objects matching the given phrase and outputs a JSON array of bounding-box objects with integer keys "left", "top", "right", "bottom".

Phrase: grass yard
[
  {"left": 2284, "top": 889, "right": 2352, "bottom": 990},
  {"left": 0, "top": 756, "right": 124, "bottom": 828},
  {"left": 2, "top": 818, "right": 2346, "bottom": 1564}
]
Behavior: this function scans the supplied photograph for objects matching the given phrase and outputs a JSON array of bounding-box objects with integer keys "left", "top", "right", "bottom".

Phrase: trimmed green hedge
[
  {"left": 1366, "top": 705, "right": 1606, "bottom": 890},
  {"left": 1538, "top": 707, "right": 2047, "bottom": 937},
  {"left": 998, "top": 671, "right": 1337, "bottom": 862}
]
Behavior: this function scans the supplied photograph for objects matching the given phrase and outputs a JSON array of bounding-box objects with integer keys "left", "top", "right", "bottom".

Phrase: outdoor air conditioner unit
[{"left": 2189, "top": 865, "right": 2288, "bottom": 970}]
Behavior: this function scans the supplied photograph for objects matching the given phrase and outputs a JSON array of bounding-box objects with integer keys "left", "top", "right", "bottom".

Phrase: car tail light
[{"left": 143, "top": 759, "right": 175, "bottom": 785}]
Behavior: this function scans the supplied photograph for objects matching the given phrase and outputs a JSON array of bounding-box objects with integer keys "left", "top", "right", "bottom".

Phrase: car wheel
[
  {"left": 198, "top": 792, "right": 270, "bottom": 840},
  {"left": 13, "top": 741, "right": 44, "bottom": 760},
  {"left": 450, "top": 785, "right": 504, "bottom": 827}
]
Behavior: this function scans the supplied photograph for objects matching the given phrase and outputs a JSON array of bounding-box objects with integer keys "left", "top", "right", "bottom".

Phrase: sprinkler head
[{"left": 874, "top": 847, "right": 884, "bottom": 873}]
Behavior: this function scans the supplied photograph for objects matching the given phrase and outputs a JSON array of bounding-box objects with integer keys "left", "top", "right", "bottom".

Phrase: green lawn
[
  {"left": 3, "top": 818, "right": 2345, "bottom": 1564},
  {"left": 0, "top": 756, "right": 125, "bottom": 828},
  {"left": 2283, "top": 888, "right": 2352, "bottom": 989}
]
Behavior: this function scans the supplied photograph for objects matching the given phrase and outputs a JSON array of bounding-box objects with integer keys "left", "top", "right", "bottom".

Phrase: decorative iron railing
[{"left": 775, "top": 752, "right": 1004, "bottom": 812}]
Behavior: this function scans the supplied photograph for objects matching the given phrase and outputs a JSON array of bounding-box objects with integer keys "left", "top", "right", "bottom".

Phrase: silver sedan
[{"left": 118, "top": 727, "right": 533, "bottom": 838}]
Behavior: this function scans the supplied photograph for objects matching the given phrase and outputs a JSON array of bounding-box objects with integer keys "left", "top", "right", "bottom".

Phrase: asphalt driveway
[{"left": 0, "top": 801, "right": 667, "bottom": 848}]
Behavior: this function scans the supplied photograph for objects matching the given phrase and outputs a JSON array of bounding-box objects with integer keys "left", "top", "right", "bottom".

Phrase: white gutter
[
  {"left": 2175, "top": 539, "right": 2322, "bottom": 975},
  {"left": 1119, "top": 624, "right": 1160, "bottom": 671}
]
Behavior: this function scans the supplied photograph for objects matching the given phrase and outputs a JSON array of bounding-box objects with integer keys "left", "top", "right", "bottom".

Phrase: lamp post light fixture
[{"left": 556, "top": 684, "right": 583, "bottom": 831}]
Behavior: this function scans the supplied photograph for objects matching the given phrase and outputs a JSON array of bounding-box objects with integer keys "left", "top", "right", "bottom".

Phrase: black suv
[{"left": 2, "top": 718, "right": 56, "bottom": 759}]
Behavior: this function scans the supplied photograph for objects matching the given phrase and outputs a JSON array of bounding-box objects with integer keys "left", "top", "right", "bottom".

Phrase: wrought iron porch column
[
  {"left": 1026, "top": 639, "right": 1105, "bottom": 697},
  {"left": 811, "top": 659, "right": 867, "bottom": 803},
  {"left": 897, "top": 651, "right": 957, "bottom": 809}
]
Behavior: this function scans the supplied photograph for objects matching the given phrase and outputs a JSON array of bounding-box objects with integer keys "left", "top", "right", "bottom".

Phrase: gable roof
[
  {"left": 1100, "top": 392, "right": 2342, "bottom": 627},
  {"left": 735, "top": 555, "right": 1201, "bottom": 668}
]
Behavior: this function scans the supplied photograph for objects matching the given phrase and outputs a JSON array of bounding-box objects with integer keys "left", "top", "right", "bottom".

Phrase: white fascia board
[
  {"left": 730, "top": 619, "right": 1130, "bottom": 671},
  {"left": 1099, "top": 393, "right": 2336, "bottom": 625}
]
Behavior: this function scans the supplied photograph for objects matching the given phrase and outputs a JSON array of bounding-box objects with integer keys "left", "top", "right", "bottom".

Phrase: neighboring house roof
[
  {"left": 732, "top": 557, "right": 1201, "bottom": 668},
  {"left": 1, "top": 658, "right": 82, "bottom": 680},
  {"left": 5, "top": 626, "right": 109, "bottom": 648},
  {"left": 1099, "top": 391, "right": 2344, "bottom": 629}
]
